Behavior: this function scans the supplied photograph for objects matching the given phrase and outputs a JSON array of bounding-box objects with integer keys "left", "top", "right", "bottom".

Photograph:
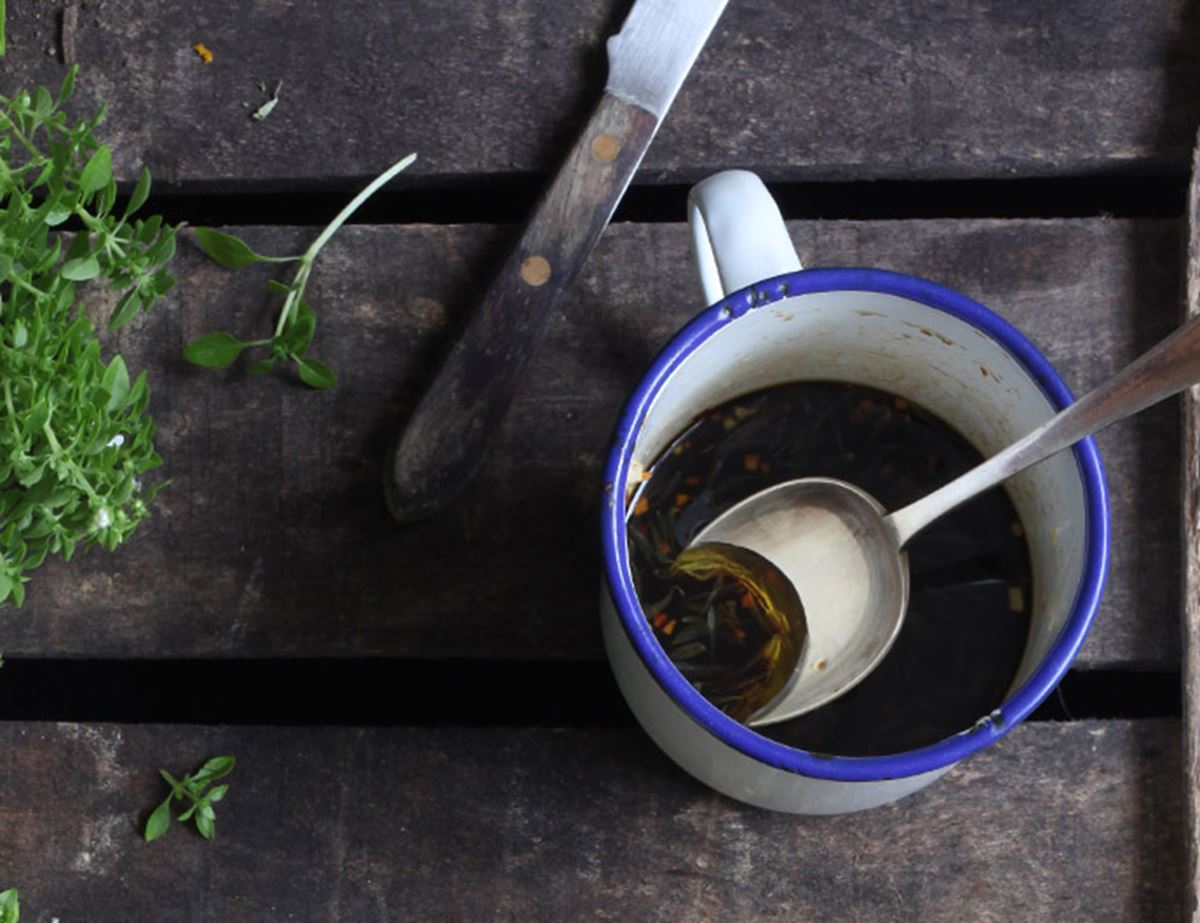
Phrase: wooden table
[{"left": 0, "top": 1, "right": 1194, "bottom": 919}]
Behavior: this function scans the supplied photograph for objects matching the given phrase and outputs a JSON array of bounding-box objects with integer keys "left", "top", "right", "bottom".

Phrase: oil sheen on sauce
[{"left": 627, "top": 381, "right": 1033, "bottom": 757}]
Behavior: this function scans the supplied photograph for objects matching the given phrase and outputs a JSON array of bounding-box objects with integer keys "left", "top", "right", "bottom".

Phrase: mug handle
[{"left": 687, "top": 170, "right": 803, "bottom": 305}]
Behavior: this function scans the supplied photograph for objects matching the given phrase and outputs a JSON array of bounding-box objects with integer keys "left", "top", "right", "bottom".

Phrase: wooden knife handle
[{"left": 386, "top": 92, "right": 658, "bottom": 522}]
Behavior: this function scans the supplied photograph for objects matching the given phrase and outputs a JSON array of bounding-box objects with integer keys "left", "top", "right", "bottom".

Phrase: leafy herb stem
[
  {"left": 42, "top": 421, "right": 100, "bottom": 502},
  {"left": 74, "top": 205, "right": 128, "bottom": 259},
  {"left": 144, "top": 755, "right": 235, "bottom": 841},
  {"left": 186, "top": 151, "right": 417, "bottom": 389},
  {"left": 2, "top": 122, "right": 36, "bottom": 158},
  {"left": 11, "top": 275, "right": 46, "bottom": 299},
  {"left": 272, "top": 267, "right": 309, "bottom": 340},
  {"left": 315, "top": 152, "right": 416, "bottom": 260},
  {"left": 270, "top": 150, "right": 415, "bottom": 346}
]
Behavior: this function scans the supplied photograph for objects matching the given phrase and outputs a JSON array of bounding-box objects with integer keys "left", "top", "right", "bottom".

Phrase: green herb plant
[
  {"left": 0, "top": 67, "right": 177, "bottom": 606},
  {"left": 0, "top": 888, "right": 17, "bottom": 923},
  {"left": 144, "top": 755, "right": 235, "bottom": 842},
  {"left": 185, "top": 151, "right": 416, "bottom": 389}
]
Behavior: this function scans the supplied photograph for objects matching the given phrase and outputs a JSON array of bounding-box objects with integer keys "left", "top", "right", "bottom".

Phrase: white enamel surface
[
  {"left": 688, "top": 171, "right": 803, "bottom": 303},
  {"left": 602, "top": 589, "right": 951, "bottom": 814},
  {"left": 630, "top": 292, "right": 1088, "bottom": 690}
]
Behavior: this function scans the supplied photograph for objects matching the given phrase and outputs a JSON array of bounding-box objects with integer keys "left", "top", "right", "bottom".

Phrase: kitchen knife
[{"left": 386, "top": 0, "right": 730, "bottom": 522}]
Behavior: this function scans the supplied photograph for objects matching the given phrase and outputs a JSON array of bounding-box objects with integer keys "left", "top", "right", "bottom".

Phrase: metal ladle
[{"left": 696, "top": 310, "right": 1200, "bottom": 727}]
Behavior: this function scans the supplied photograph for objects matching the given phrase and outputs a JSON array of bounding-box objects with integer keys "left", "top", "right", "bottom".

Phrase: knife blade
[{"left": 385, "top": 0, "right": 729, "bottom": 523}]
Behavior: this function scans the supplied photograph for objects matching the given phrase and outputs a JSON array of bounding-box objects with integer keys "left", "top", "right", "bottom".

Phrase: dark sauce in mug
[{"left": 626, "top": 381, "right": 1034, "bottom": 757}]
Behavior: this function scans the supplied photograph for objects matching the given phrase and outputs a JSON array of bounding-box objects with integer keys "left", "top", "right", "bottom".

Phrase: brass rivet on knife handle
[
  {"left": 520, "top": 255, "right": 552, "bottom": 287},
  {"left": 592, "top": 134, "right": 622, "bottom": 162}
]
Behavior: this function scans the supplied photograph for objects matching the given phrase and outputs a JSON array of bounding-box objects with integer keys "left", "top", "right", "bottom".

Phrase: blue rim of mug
[{"left": 601, "top": 267, "right": 1110, "bottom": 783}]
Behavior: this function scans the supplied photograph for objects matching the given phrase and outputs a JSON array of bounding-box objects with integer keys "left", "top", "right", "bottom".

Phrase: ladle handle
[{"left": 887, "top": 310, "right": 1200, "bottom": 548}]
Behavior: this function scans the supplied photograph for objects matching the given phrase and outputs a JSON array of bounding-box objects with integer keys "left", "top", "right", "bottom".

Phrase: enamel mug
[{"left": 599, "top": 170, "right": 1109, "bottom": 814}]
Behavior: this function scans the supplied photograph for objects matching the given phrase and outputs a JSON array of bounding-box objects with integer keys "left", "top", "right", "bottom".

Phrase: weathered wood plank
[
  {"left": 1, "top": 1, "right": 1198, "bottom": 185},
  {"left": 0, "top": 218, "right": 1181, "bottom": 667},
  {"left": 0, "top": 720, "right": 1182, "bottom": 921},
  {"left": 1180, "top": 128, "right": 1200, "bottom": 922}
]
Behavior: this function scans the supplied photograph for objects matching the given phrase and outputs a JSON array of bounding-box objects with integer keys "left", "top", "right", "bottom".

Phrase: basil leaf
[
  {"left": 192, "top": 755, "right": 236, "bottom": 784},
  {"left": 108, "top": 289, "right": 142, "bottom": 330},
  {"left": 124, "top": 166, "right": 152, "bottom": 218},
  {"left": 0, "top": 888, "right": 19, "bottom": 923},
  {"left": 61, "top": 256, "right": 100, "bottom": 281},
  {"left": 184, "top": 332, "right": 245, "bottom": 368},
  {"left": 102, "top": 356, "right": 130, "bottom": 411},
  {"left": 295, "top": 356, "right": 335, "bottom": 389},
  {"left": 143, "top": 798, "right": 173, "bottom": 842},
  {"left": 194, "top": 228, "right": 267, "bottom": 269},
  {"left": 79, "top": 145, "right": 113, "bottom": 194},
  {"left": 195, "top": 806, "right": 216, "bottom": 840}
]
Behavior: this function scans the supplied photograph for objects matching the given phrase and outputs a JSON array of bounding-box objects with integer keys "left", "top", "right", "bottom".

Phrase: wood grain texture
[
  {"left": 388, "top": 93, "right": 658, "bottom": 521},
  {"left": 0, "top": 0, "right": 1198, "bottom": 185},
  {"left": 0, "top": 218, "right": 1181, "bottom": 667},
  {"left": 1180, "top": 129, "right": 1200, "bottom": 923},
  {"left": 0, "top": 720, "right": 1183, "bottom": 921}
]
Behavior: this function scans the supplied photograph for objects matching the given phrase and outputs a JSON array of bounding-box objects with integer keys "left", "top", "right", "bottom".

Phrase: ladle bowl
[{"left": 692, "top": 477, "right": 907, "bottom": 725}]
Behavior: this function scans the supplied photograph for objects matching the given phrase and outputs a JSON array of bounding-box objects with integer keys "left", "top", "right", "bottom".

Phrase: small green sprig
[
  {"left": 144, "top": 755, "right": 235, "bottom": 842},
  {"left": 0, "top": 67, "right": 177, "bottom": 606},
  {"left": 185, "top": 151, "right": 416, "bottom": 389},
  {"left": 0, "top": 888, "right": 17, "bottom": 923}
]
